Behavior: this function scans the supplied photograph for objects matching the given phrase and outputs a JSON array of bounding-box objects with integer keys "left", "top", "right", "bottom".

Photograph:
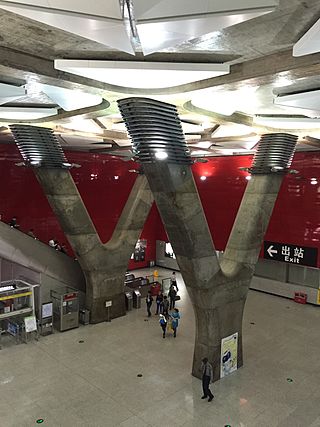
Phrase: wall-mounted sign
[
  {"left": 264, "top": 241, "right": 318, "bottom": 267},
  {"left": 165, "top": 242, "right": 176, "bottom": 259},
  {"left": 41, "top": 302, "right": 53, "bottom": 319},
  {"left": 220, "top": 332, "right": 238, "bottom": 378},
  {"left": 131, "top": 239, "right": 147, "bottom": 262}
]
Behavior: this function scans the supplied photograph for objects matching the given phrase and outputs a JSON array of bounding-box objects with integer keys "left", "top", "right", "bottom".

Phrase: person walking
[
  {"left": 159, "top": 314, "right": 167, "bottom": 338},
  {"left": 169, "top": 284, "right": 177, "bottom": 310},
  {"left": 146, "top": 291, "right": 153, "bottom": 317},
  {"left": 162, "top": 295, "right": 169, "bottom": 318},
  {"left": 201, "top": 358, "right": 214, "bottom": 402},
  {"left": 155, "top": 291, "right": 163, "bottom": 315},
  {"left": 170, "top": 308, "right": 180, "bottom": 338}
]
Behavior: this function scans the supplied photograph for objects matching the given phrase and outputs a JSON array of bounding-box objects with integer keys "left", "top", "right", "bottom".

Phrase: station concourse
[{"left": 0, "top": 1, "right": 320, "bottom": 426}]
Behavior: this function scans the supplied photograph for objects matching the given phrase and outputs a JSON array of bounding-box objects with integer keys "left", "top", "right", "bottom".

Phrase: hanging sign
[{"left": 264, "top": 241, "right": 318, "bottom": 267}]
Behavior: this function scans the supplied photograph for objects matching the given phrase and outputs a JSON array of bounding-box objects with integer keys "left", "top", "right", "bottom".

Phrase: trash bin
[
  {"left": 125, "top": 291, "right": 133, "bottom": 311},
  {"left": 79, "top": 308, "right": 90, "bottom": 325},
  {"left": 133, "top": 290, "right": 141, "bottom": 309}
]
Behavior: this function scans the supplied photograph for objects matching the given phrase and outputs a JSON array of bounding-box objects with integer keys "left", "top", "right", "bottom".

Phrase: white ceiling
[{"left": 0, "top": 0, "right": 279, "bottom": 55}]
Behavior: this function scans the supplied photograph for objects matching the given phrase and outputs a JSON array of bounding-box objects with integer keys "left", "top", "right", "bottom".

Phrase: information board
[{"left": 264, "top": 241, "right": 318, "bottom": 267}]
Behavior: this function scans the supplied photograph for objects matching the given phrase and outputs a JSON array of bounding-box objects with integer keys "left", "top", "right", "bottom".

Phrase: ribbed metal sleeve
[
  {"left": 250, "top": 133, "right": 298, "bottom": 174},
  {"left": 117, "top": 97, "right": 192, "bottom": 165},
  {"left": 10, "top": 124, "right": 70, "bottom": 169}
]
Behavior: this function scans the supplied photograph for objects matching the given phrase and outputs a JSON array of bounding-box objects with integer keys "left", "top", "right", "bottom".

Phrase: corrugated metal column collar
[
  {"left": 10, "top": 124, "right": 72, "bottom": 169},
  {"left": 250, "top": 133, "right": 298, "bottom": 174},
  {"left": 118, "top": 97, "right": 192, "bottom": 165}
]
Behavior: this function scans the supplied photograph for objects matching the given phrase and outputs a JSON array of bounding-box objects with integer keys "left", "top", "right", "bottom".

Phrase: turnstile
[
  {"left": 50, "top": 288, "right": 79, "bottom": 332},
  {"left": 125, "top": 291, "right": 133, "bottom": 311},
  {"left": 132, "top": 290, "right": 141, "bottom": 309}
]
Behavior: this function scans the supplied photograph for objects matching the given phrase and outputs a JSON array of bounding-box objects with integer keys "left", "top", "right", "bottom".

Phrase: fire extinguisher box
[{"left": 294, "top": 292, "right": 307, "bottom": 304}]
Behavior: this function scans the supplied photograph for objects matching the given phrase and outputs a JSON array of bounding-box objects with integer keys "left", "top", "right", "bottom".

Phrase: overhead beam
[{"left": 1, "top": 46, "right": 320, "bottom": 96}]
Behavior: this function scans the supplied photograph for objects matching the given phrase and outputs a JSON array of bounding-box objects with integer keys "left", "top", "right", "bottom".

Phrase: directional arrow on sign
[{"left": 267, "top": 245, "right": 278, "bottom": 257}]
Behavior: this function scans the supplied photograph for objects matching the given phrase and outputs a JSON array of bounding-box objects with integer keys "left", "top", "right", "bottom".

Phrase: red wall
[{"left": 1, "top": 144, "right": 320, "bottom": 267}]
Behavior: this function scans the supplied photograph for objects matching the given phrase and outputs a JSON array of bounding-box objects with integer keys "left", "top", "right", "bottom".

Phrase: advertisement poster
[
  {"left": 220, "top": 332, "right": 238, "bottom": 378},
  {"left": 24, "top": 316, "right": 37, "bottom": 333},
  {"left": 131, "top": 239, "right": 147, "bottom": 262},
  {"left": 42, "top": 302, "right": 53, "bottom": 319}
]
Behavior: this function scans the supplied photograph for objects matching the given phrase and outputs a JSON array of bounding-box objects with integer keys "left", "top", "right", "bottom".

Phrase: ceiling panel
[{"left": 54, "top": 60, "right": 230, "bottom": 89}]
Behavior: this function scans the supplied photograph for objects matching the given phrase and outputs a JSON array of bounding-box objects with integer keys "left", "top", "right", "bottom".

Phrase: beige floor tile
[{"left": 1, "top": 267, "right": 319, "bottom": 427}]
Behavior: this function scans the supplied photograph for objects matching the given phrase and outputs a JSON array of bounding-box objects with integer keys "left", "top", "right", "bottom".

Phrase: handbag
[{"left": 175, "top": 295, "right": 181, "bottom": 301}]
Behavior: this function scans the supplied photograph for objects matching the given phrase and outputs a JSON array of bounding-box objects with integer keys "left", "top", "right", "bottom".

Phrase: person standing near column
[
  {"left": 200, "top": 358, "right": 214, "bottom": 402},
  {"left": 146, "top": 291, "right": 153, "bottom": 317},
  {"left": 159, "top": 314, "right": 167, "bottom": 338},
  {"left": 169, "top": 284, "right": 177, "bottom": 310},
  {"left": 171, "top": 271, "right": 178, "bottom": 291},
  {"left": 162, "top": 295, "right": 169, "bottom": 318},
  {"left": 155, "top": 291, "right": 163, "bottom": 315},
  {"left": 170, "top": 308, "right": 180, "bottom": 338}
]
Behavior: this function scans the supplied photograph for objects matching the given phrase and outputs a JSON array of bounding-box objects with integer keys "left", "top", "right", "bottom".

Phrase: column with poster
[{"left": 220, "top": 332, "right": 238, "bottom": 378}]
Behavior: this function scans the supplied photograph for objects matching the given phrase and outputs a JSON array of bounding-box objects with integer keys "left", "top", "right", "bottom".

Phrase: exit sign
[{"left": 264, "top": 241, "right": 318, "bottom": 267}]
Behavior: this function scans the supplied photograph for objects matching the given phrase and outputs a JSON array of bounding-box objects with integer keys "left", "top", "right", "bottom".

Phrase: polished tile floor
[{"left": 1, "top": 268, "right": 320, "bottom": 427}]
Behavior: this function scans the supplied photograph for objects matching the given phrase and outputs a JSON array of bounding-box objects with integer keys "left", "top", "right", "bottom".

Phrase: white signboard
[
  {"left": 105, "top": 300, "right": 112, "bottom": 307},
  {"left": 42, "top": 302, "right": 53, "bottom": 319},
  {"left": 220, "top": 332, "right": 238, "bottom": 378},
  {"left": 24, "top": 316, "right": 37, "bottom": 333}
]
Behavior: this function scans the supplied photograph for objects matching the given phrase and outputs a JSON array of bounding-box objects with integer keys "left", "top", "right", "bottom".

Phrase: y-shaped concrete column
[
  {"left": 35, "top": 169, "right": 152, "bottom": 322},
  {"left": 118, "top": 98, "right": 298, "bottom": 381},
  {"left": 10, "top": 124, "right": 153, "bottom": 323}
]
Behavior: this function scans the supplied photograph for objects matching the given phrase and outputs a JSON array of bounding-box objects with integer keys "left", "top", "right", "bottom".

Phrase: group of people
[
  {"left": 145, "top": 271, "right": 215, "bottom": 401},
  {"left": 145, "top": 271, "right": 181, "bottom": 339},
  {"left": 49, "top": 238, "right": 68, "bottom": 254},
  {"left": 7, "top": 216, "right": 68, "bottom": 255}
]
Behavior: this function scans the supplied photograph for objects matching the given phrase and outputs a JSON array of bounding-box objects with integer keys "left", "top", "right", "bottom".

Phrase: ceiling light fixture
[
  {"left": 54, "top": 60, "right": 230, "bottom": 89},
  {"left": 200, "top": 176, "right": 207, "bottom": 181},
  {"left": 0, "top": 107, "right": 58, "bottom": 120}
]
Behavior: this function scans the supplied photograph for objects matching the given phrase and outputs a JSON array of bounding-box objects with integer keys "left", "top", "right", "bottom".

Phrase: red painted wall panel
[{"left": 1, "top": 144, "right": 320, "bottom": 267}]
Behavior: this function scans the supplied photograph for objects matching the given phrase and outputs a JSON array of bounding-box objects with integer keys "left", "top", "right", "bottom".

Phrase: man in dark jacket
[
  {"left": 169, "top": 284, "right": 177, "bottom": 310},
  {"left": 201, "top": 357, "right": 214, "bottom": 402},
  {"left": 146, "top": 291, "right": 153, "bottom": 317},
  {"left": 155, "top": 291, "right": 164, "bottom": 315}
]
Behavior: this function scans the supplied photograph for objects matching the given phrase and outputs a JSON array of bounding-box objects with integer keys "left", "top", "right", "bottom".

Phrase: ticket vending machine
[{"left": 50, "top": 289, "right": 79, "bottom": 332}]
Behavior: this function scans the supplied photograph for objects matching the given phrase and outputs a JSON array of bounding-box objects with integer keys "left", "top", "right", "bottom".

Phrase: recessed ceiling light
[
  {"left": 155, "top": 151, "right": 168, "bottom": 160},
  {"left": 200, "top": 176, "right": 207, "bottom": 181},
  {"left": 54, "top": 60, "right": 230, "bottom": 89}
]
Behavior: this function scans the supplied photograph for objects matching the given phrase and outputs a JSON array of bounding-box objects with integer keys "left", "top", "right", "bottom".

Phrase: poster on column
[{"left": 220, "top": 332, "right": 238, "bottom": 378}]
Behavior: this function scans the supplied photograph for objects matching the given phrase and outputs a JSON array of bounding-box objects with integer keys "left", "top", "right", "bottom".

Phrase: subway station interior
[{"left": 0, "top": 1, "right": 320, "bottom": 426}]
